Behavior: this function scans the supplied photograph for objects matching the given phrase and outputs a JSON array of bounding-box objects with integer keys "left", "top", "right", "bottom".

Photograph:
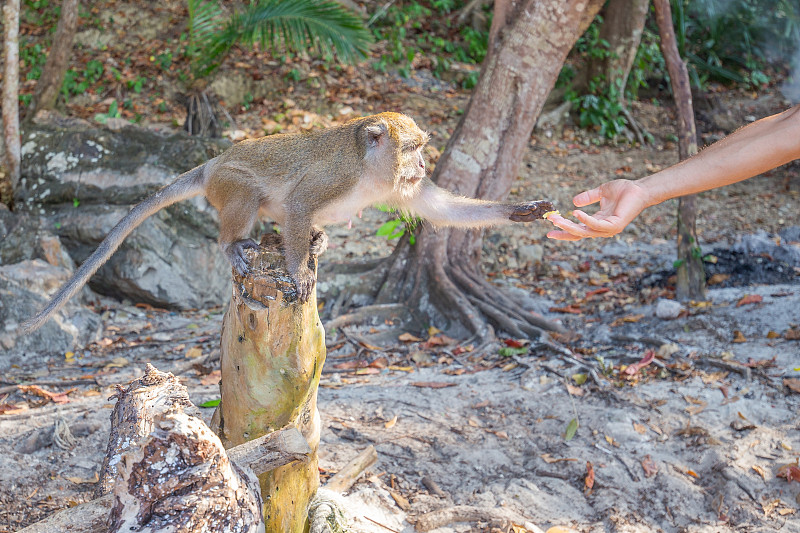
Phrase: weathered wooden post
[{"left": 216, "top": 234, "right": 326, "bottom": 532}]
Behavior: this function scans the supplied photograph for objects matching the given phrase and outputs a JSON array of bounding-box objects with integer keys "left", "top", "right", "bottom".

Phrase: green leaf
[
  {"left": 199, "top": 399, "right": 221, "bottom": 408},
  {"left": 498, "top": 347, "right": 527, "bottom": 357},
  {"left": 565, "top": 418, "right": 579, "bottom": 441},
  {"left": 572, "top": 373, "right": 587, "bottom": 385},
  {"left": 376, "top": 219, "right": 402, "bottom": 237}
]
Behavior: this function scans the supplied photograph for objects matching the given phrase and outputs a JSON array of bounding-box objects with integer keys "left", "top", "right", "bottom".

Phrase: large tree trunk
[
  {"left": 653, "top": 0, "right": 706, "bottom": 301},
  {"left": 371, "top": 0, "right": 603, "bottom": 341},
  {"left": 577, "top": 0, "right": 650, "bottom": 97},
  {"left": 26, "top": 0, "right": 80, "bottom": 119},
  {"left": 1, "top": 0, "right": 21, "bottom": 206}
]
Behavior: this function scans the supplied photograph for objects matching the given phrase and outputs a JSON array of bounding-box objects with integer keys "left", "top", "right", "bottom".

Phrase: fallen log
[{"left": 17, "top": 365, "right": 311, "bottom": 533}]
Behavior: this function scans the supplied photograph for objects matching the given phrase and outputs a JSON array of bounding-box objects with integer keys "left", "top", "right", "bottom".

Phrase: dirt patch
[{"left": 3, "top": 2, "right": 800, "bottom": 530}]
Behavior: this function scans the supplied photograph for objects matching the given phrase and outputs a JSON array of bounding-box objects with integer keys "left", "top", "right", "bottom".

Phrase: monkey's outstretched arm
[
  {"left": 402, "top": 179, "right": 554, "bottom": 228},
  {"left": 20, "top": 163, "right": 210, "bottom": 334}
]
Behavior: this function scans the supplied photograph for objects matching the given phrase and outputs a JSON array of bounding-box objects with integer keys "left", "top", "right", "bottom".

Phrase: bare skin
[
  {"left": 547, "top": 104, "right": 800, "bottom": 241},
  {"left": 22, "top": 112, "right": 554, "bottom": 333}
]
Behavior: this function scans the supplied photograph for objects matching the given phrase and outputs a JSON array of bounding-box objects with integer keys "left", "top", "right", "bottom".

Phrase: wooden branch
[{"left": 325, "top": 445, "right": 378, "bottom": 493}]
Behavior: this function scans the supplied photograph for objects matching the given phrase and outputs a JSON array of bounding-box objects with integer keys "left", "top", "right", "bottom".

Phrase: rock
[
  {"left": 732, "top": 231, "right": 800, "bottom": 266},
  {"left": 14, "top": 118, "right": 232, "bottom": 309},
  {"left": 0, "top": 210, "right": 75, "bottom": 270},
  {"left": 779, "top": 226, "right": 800, "bottom": 244},
  {"left": 0, "top": 260, "right": 101, "bottom": 356},
  {"left": 517, "top": 244, "right": 544, "bottom": 266},
  {"left": 48, "top": 204, "right": 230, "bottom": 310},
  {"left": 655, "top": 298, "right": 684, "bottom": 320}
]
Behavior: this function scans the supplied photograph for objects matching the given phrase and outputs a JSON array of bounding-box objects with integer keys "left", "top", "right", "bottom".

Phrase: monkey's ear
[{"left": 365, "top": 123, "right": 387, "bottom": 148}]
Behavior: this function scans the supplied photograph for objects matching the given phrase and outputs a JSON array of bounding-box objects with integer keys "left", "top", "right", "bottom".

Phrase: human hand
[{"left": 546, "top": 179, "right": 651, "bottom": 241}]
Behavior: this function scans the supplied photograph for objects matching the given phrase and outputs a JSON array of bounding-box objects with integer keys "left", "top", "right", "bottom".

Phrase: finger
[
  {"left": 547, "top": 215, "right": 613, "bottom": 238},
  {"left": 546, "top": 229, "right": 585, "bottom": 241},
  {"left": 572, "top": 210, "right": 620, "bottom": 233},
  {"left": 573, "top": 188, "right": 602, "bottom": 208}
]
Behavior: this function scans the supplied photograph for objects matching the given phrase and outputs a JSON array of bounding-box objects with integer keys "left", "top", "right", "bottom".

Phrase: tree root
[{"left": 325, "top": 234, "right": 565, "bottom": 344}]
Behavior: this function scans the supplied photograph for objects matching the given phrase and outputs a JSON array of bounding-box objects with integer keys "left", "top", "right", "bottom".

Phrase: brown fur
[{"left": 21, "top": 112, "right": 552, "bottom": 333}]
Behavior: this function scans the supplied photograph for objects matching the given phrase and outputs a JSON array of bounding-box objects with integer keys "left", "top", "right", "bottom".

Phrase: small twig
[
  {"left": 367, "top": 0, "right": 398, "bottom": 26},
  {"left": 0, "top": 379, "right": 97, "bottom": 395},
  {"left": 700, "top": 358, "right": 752, "bottom": 382},
  {"left": 363, "top": 516, "right": 401, "bottom": 533},
  {"left": 620, "top": 106, "right": 648, "bottom": 145},
  {"left": 325, "top": 445, "right": 378, "bottom": 493}
]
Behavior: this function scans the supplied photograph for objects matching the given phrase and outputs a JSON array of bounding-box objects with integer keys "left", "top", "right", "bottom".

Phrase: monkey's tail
[{"left": 19, "top": 164, "right": 209, "bottom": 335}]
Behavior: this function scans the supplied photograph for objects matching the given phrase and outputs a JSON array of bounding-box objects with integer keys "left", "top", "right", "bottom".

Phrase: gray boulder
[
  {"left": 0, "top": 260, "right": 100, "bottom": 357},
  {"left": 13, "top": 117, "right": 232, "bottom": 310}
]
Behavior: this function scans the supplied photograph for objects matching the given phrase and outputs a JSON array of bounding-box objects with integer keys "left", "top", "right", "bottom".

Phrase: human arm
[{"left": 547, "top": 104, "right": 800, "bottom": 241}]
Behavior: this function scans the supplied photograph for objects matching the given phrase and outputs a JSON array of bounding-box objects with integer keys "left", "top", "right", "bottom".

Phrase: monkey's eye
[{"left": 403, "top": 144, "right": 420, "bottom": 153}]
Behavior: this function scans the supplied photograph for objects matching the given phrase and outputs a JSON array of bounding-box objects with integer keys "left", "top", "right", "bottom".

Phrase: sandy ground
[{"left": 2, "top": 93, "right": 800, "bottom": 532}]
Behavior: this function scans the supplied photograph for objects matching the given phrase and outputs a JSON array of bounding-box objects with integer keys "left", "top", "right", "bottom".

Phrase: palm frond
[
  {"left": 213, "top": 0, "right": 371, "bottom": 67},
  {"left": 187, "top": 0, "right": 224, "bottom": 77}
]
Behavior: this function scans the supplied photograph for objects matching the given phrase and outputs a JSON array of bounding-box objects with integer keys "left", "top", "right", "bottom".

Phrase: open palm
[{"left": 546, "top": 180, "right": 651, "bottom": 241}]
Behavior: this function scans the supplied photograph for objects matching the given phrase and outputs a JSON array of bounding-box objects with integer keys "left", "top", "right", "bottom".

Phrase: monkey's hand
[
  {"left": 292, "top": 265, "right": 316, "bottom": 303},
  {"left": 509, "top": 200, "right": 557, "bottom": 222}
]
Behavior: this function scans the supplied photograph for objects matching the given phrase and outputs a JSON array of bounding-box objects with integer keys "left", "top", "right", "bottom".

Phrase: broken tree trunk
[
  {"left": 217, "top": 234, "right": 326, "bottom": 533},
  {"left": 18, "top": 364, "right": 311, "bottom": 533},
  {"left": 653, "top": 0, "right": 706, "bottom": 301}
]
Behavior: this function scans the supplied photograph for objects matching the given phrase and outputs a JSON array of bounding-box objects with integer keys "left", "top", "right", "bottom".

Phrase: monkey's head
[{"left": 360, "top": 112, "right": 430, "bottom": 198}]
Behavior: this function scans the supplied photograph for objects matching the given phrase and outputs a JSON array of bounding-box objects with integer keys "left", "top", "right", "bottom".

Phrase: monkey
[{"left": 21, "top": 112, "right": 554, "bottom": 334}]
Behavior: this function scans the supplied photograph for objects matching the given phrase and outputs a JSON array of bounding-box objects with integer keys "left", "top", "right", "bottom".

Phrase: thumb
[{"left": 573, "top": 187, "right": 602, "bottom": 208}]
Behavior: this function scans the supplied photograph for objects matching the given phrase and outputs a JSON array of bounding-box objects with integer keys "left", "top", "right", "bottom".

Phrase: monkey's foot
[
  {"left": 509, "top": 200, "right": 556, "bottom": 222},
  {"left": 292, "top": 266, "right": 316, "bottom": 303},
  {"left": 225, "top": 239, "right": 259, "bottom": 276},
  {"left": 309, "top": 228, "right": 329, "bottom": 256}
]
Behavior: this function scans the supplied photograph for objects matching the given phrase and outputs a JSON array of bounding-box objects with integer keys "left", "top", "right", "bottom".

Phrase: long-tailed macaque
[{"left": 21, "top": 112, "right": 554, "bottom": 333}]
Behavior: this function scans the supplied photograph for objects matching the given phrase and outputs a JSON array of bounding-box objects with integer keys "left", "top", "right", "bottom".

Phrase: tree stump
[{"left": 217, "top": 234, "right": 326, "bottom": 533}]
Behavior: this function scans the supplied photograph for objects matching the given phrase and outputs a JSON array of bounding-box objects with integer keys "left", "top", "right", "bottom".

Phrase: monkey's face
[
  {"left": 390, "top": 117, "right": 430, "bottom": 197},
  {"left": 360, "top": 112, "right": 430, "bottom": 197}
]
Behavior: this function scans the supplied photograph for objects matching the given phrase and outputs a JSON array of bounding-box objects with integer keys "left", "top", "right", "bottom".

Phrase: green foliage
[
  {"left": 375, "top": 204, "right": 420, "bottom": 245},
  {"left": 627, "top": 28, "right": 664, "bottom": 100},
  {"left": 22, "top": 0, "right": 59, "bottom": 26},
  {"left": 187, "top": 0, "right": 372, "bottom": 80},
  {"left": 670, "top": 0, "right": 800, "bottom": 89},
  {"left": 498, "top": 346, "right": 528, "bottom": 357},
  {"left": 61, "top": 60, "right": 104, "bottom": 100},
  {"left": 127, "top": 76, "right": 147, "bottom": 94},
  {"left": 93, "top": 100, "right": 121, "bottom": 124},
  {"left": 156, "top": 50, "right": 174, "bottom": 70},
  {"left": 370, "top": 0, "right": 488, "bottom": 84},
  {"left": 561, "top": 16, "right": 631, "bottom": 140},
  {"left": 20, "top": 41, "right": 47, "bottom": 81}
]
